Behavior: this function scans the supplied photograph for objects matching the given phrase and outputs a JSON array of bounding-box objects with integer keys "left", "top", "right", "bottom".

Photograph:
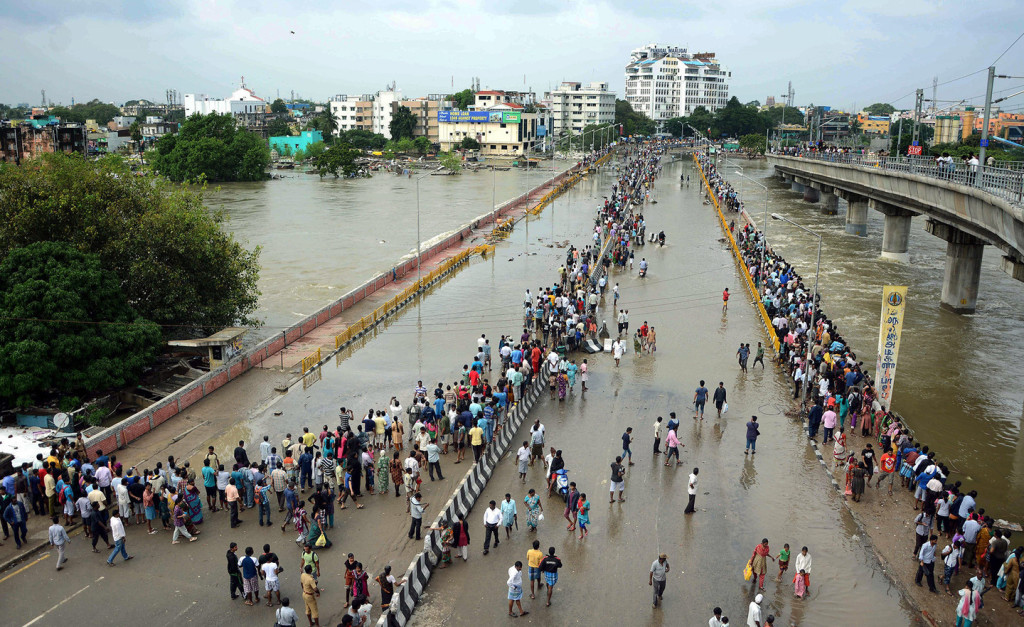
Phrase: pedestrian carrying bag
[
  {"left": 722, "top": 403, "right": 729, "bottom": 415},
  {"left": 743, "top": 562, "right": 753, "bottom": 581}
]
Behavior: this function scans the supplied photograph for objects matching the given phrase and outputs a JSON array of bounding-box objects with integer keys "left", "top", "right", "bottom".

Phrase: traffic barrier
[
  {"left": 694, "top": 153, "right": 781, "bottom": 354},
  {"left": 300, "top": 348, "right": 321, "bottom": 374},
  {"left": 377, "top": 362, "right": 552, "bottom": 627}
]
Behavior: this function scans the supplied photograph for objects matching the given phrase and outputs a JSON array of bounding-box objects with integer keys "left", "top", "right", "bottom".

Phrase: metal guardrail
[{"left": 773, "top": 151, "right": 1024, "bottom": 206}]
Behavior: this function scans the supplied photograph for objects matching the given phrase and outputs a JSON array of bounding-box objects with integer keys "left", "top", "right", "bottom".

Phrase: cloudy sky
[{"left": 2, "top": 0, "right": 1023, "bottom": 114}]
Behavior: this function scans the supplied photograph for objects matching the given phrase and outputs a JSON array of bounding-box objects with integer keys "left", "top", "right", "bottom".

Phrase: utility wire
[{"left": 993, "top": 30, "right": 1024, "bottom": 65}]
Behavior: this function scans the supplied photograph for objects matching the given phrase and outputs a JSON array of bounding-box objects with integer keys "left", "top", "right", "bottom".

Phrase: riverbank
[{"left": 695, "top": 150, "right": 1018, "bottom": 626}]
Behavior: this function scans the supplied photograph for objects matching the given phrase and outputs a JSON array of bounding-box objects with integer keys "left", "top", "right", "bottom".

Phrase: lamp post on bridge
[
  {"left": 726, "top": 160, "right": 770, "bottom": 290},
  {"left": 770, "top": 212, "right": 822, "bottom": 416},
  {"left": 414, "top": 171, "right": 437, "bottom": 289}
]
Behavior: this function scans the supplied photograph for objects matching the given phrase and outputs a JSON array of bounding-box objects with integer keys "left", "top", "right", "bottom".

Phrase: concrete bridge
[{"left": 767, "top": 153, "right": 1024, "bottom": 313}]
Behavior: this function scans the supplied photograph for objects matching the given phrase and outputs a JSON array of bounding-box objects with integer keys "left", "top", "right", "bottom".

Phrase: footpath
[{"left": 694, "top": 149, "right": 1017, "bottom": 626}]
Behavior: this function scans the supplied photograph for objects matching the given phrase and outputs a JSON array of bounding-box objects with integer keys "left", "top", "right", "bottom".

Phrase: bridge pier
[
  {"left": 841, "top": 193, "right": 868, "bottom": 236},
  {"left": 926, "top": 220, "right": 985, "bottom": 313},
  {"left": 822, "top": 193, "right": 839, "bottom": 215},
  {"left": 802, "top": 186, "right": 820, "bottom": 203},
  {"left": 790, "top": 179, "right": 805, "bottom": 193},
  {"left": 1002, "top": 255, "right": 1024, "bottom": 282},
  {"left": 875, "top": 202, "right": 915, "bottom": 262}
]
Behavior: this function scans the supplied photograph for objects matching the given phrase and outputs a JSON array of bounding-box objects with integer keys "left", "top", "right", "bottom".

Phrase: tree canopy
[
  {"left": 739, "top": 134, "right": 767, "bottom": 153},
  {"left": 339, "top": 129, "right": 387, "bottom": 150},
  {"left": 270, "top": 98, "right": 289, "bottom": 114},
  {"left": 460, "top": 136, "right": 480, "bottom": 150},
  {"left": 389, "top": 106, "right": 418, "bottom": 140},
  {"left": 47, "top": 99, "right": 122, "bottom": 125},
  {"left": 0, "top": 153, "right": 262, "bottom": 334},
  {"left": 0, "top": 241, "right": 162, "bottom": 408},
  {"left": 313, "top": 142, "right": 361, "bottom": 178},
  {"left": 266, "top": 118, "right": 294, "bottom": 137},
  {"left": 864, "top": 103, "right": 896, "bottom": 116},
  {"left": 449, "top": 89, "right": 475, "bottom": 111},
  {"left": 615, "top": 99, "right": 656, "bottom": 137},
  {"left": 438, "top": 151, "right": 461, "bottom": 172},
  {"left": 151, "top": 113, "right": 270, "bottom": 182}
]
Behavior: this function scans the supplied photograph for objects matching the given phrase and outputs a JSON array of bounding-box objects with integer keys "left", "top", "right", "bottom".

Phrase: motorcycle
[
  {"left": 639, "top": 266, "right": 647, "bottom": 278},
  {"left": 553, "top": 468, "right": 570, "bottom": 502}
]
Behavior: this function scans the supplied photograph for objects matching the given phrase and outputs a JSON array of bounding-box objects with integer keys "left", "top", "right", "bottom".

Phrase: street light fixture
[{"left": 770, "top": 212, "right": 822, "bottom": 415}]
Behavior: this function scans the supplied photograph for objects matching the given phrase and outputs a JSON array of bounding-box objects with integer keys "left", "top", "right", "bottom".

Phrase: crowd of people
[{"left": 697, "top": 148, "right": 1024, "bottom": 623}]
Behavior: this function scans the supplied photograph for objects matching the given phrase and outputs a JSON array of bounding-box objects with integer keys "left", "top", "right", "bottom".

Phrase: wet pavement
[{"left": 407, "top": 157, "right": 920, "bottom": 625}]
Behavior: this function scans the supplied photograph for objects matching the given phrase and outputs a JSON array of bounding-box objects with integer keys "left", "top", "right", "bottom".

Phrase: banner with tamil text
[{"left": 875, "top": 286, "right": 907, "bottom": 411}]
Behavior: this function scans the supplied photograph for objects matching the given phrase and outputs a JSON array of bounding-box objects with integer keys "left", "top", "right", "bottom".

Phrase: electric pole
[
  {"left": 911, "top": 89, "right": 924, "bottom": 147},
  {"left": 978, "top": 66, "right": 995, "bottom": 180}
]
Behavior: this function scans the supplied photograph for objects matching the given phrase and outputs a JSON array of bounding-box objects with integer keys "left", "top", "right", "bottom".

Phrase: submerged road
[{"left": 0, "top": 154, "right": 917, "bottom": 626}]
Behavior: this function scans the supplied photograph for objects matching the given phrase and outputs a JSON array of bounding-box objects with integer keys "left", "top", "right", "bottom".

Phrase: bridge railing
[{"left": 775, "top": 151, "right": 1024, "bottom": 206}]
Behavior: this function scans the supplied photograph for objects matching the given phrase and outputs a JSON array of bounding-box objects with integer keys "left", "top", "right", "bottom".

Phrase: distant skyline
[{"left": 1, "top": 0, "right": 1023, "bottom": 115}]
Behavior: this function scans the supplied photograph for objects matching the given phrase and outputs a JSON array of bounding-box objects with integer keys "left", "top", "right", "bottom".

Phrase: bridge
[{"left": 766, "top": 152, "right": 1024, "bottom": 313}]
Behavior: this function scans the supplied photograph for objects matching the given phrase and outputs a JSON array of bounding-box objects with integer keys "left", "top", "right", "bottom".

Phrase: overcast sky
[{"left": 2, "top": 0, "right": 1023, "bottom": 114}]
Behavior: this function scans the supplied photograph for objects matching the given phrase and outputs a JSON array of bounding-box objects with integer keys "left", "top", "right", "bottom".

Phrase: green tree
[
  {"left": 49, "top": 99, "right": 122, "bottom": 125},
  {"left": 763, "top": 106, "right": 805, "bottom": 127},
  {"left": 745, "top": 100, "right": 762, "bottom": 109},
  {"left": 292, "top": 147, "right": 305, "bottom": 162},
  {"left": 130, "top": 121, "right": 142, "bottom": 144},
  {"left": 460, "top": 136, "right": 480, "bottom": 150},
  {"left": 267, "top": 118, "right": 294, "bottom": 137},
  {"left": 305, "top": 141, "right": 326, "bottom": 161},
  {"left": 0, "top": 241, "right": 162, "bottom": 408},
  {"left": 438, "top": 151, "right": 461, "bottom": 172},
  {"left": 339, "top": 129, "right": 387, "bottom": 150},
  {"left": 614, "top": 99, "right": 656, "bottom": 137},
  {"left": 414, "top": 136, "right": 432, "bottom": 155},
  {"left": 395, "top": 137, "right": 417, "bottom": 153},
  {"left": 713, "top": 97, "right": 765, "bottom": 138},
  {"left": 890, "top": 122, "right": 934, "bottom": 153},
  {"left": 389, "top": 106, "right": 418, "bottom": 140},
  {"left": 449, "top": 89, "right": 475, "bottom": 110},
  {"left": 663, "top": 117, "right": 687, "bottom": 138},
  {"left": 307, "top": 110, "right": 338, "bottom": 138},
  {"left": 739, "top": 134, "right": 767, "bottom": 154},
  {"left": 687, "top": 106, "right": 716, "bottom": 138},
  {"left": 152, "top": 113, "right": 269, "bottom": 182},
  {"left": 864, "top": 103, "right": 895, "bottom": 116},
  {"left": 270, "top": 98, "right": 289, "bottom": 114},
  {"left": 0, "top": 153, "right": 261, "bottom": 333},
  {"left": 313, "top": 142, "right": 361, "bottom": 178}
]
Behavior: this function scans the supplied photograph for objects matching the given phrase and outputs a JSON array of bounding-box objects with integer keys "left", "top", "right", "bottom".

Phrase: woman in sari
[
  {"left": 748, "top": 539, "right": 773, "bottom": 591},
  {"left": 524, "top": 489, "right": 543, "bottom": 531},
  {"left": 844, "top": 455, "right": 858, "bottom": 498},
  {"left": 388, "top": 452, "right": 403, "bottom": 498},
  {"left": 291, "top": 503, "right": 309, "bottom": 545},
  {"left": 376, "top": 446, "right": 390, "bottom": 495},
  {"left": 976, "top": 522, "right": 992, "bottom": 572},
  {"left": 183, "top": 480, "right": 204, "bottom": 525},
  {"left": 435, "top": 520, "right": 454, "bottom": 568},
  {"left": 833, "top": 429, "right": 849, "bottom": 467},
  {"left": 305, "top": 498, "right": 332, "bottom": 549},
  {"left": 566, "top": 360, "right": 578, "bottom": 390},
  {"left": 557, "top": 372, "right": 568, "bottom": 401},
  {"left": 851, "top": 462, "right": 867, "bottom": 502}
]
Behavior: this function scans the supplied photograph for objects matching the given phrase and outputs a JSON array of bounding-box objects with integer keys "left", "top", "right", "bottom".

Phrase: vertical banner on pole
[{"left": 875, "top": 286, "right": 907, "bottom": 411}]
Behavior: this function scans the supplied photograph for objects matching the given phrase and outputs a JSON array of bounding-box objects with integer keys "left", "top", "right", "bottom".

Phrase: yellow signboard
[{"left": 875, "top": 286, "right": 907, "bottom": 411}]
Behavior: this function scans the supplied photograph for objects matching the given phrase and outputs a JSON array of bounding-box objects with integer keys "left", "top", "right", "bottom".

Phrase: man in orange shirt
[
  {"left": 874, "top": 449, "right": 897, "bottom": 496},
  {"left": 225, "top": 478, "right": 242, "bottom": 528}
]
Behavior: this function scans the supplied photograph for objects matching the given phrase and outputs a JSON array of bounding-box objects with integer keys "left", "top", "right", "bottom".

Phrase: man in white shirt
[
  {"left": 482, "top": 500, "right": 502, "bottom": 554},
  {"left": 684, "top": 468, "right": 699, "bottom": 514},
  {"left": 709, "top": 607, "right": 726, "bottom": 627},
  {"left": 262, "top": 559, "right": 283, "bottom": 606},
  {"left": 962, "top": 517, "right": 982, "bottom": 567},
  {"left": 793, "top": 546, "right": 812, "bottom": 589},
  {"left": 746, "top": 593, "right": 763, "bottom": 627},
  {"left": 653, "top": 417, "right": 663, "bottom": 455},
  {"left": 106, "top": 513, "right": 133, "bottom": 565},
  {"left": 516, "top": 443, "right": 530, "bottom": 482},
  {"left": 941, "top": 539, "right": 964, "bottom": 595}
]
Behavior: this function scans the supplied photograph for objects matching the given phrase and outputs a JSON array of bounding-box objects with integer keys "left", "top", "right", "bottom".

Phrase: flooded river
[{"left": 726, "top": 159, "right": 1024, "bottom": 520}]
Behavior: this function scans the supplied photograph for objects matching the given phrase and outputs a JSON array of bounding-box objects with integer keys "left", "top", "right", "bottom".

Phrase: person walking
[
  {"left": 609, "top": 457, "right": 626, "bottom": 503},
  {"left": 540, "top": 547, "right": 563, "bottom": 607},
  {"left": 507, "top": 561, "right": 529, "bottom": 618},
  {"left": 301, "top": 564, "right": 321, "bottom": 627},
  {"left": 793, "top": 546, "right": 812, "bottom": 590},
  {"left": 501, "top": 493, "right": 518, "bottom": 539},
  {"left": 649, "top": 553, "right": 670, "bottom": 608},
  {"left": 748, "top": 538, "right": 774, "bottom": 591},
  {"left": 747, "top": 593, "right": 764, "bottom": 627},
  {"left": 452, "top": 513, "right": 471, "bottom": 562},
  {"left": 483, "top": 500, "right": 502, "bottom": 554},
  {"left": 576, "top": 493, "right": 590, "bottom": 539},
  {"left": 713, "top": 383, "right": 727, "bottom": 418},
  {"left": 693, "top": 381, "right": 709, "bottom": 420},
  {"left": 684, "top": 468, "right": 699, "bottom": 514},
  {"left": 527, "top": 540, "right": 543, "bottom": 599},
  {"left": 753, "top": 342, "right": 765, "bottom": 369},
  {"left": 106, "top": 513, "right": 133, "bottom": 566},
  {"left": 744, "top": 416, "right": 760, "bottom": 455},
  {"left": 48, "top": 516, "right": 70, "bottom": 571},
  {"left": 916, "top": 534, "right": 939, "bottom": 593},
  {"left": 621, "top": 428, "right": 635, "bottom": 466},
  {"left": 2, "top": 496, "right": 28, "bottom": 549},
  {"left": 653, "top": 417, "right": 663, "bottom": 455}
]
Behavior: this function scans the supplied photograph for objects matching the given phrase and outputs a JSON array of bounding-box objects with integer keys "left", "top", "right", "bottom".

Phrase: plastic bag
[
  {"left": 722, "top": 403, "right": 729, "bottom": 415},
  {"left": 315, "top": 532, "right": 327, "bottom": 548},
  {"left": 538, "top": 513, "right": 545, "bottom": 522},
  {"left": 743, "top": 562, "right": 753, "bottom": 581}
]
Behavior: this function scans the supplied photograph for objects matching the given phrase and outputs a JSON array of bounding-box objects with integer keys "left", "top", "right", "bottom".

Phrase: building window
[{"left": 501, "top": 145, "right": 508, "bottom": 150}]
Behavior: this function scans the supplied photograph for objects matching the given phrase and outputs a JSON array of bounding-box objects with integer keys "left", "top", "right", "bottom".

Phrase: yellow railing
[
  {"left": 300, "top": 347, "right": 322, "bottom": 374},
  {"left": 694, "top": 153, "right": 781, "bottom": 354}
]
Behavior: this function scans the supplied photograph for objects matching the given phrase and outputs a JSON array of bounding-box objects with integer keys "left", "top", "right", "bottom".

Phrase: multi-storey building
[
  {"left": 624, "top": 43, "right": 730, "bottom": 122},
  {"left": 392, "top": 95, "right": 453, "bottom": 144},
  {"left": 546, "top": 81, "right": 616, "bottom": 137},
  {"left": 0, "top": 121, "right": 87, "bottom": 163},
  {"left": 438, "top": 91, "right": 538, "bottom": 156},
  {"left": 329, "top": 95, "right": 374, "bottom": 134}
]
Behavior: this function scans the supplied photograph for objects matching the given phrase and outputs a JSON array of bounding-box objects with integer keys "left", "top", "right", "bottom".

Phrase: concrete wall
[{"left": 85, "top": 163, "right": 587, "bottom": 459}]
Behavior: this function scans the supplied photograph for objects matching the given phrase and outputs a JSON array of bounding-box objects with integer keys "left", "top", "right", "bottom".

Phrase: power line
[{"left": 993, "top": 29, "right": 1024, "bottom": 65}]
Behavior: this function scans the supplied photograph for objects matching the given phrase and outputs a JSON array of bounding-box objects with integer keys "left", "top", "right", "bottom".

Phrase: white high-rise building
[
  {"left": 546, "top": 81, "right": 616, "bottom": 137},
  {"left": 624, "top": 43, "right": 730, "bottom": 122},
  {"left": 373, "top": 89, "right": 401, "bottom": 138}
]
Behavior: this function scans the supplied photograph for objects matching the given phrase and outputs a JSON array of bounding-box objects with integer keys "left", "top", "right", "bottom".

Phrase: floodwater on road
[
  {"left": 728, "top": 160, "right": 1024, "bottom": 521},
  {"left": 206, "top": 163, "right": 570, "bottom": 336},
  {"left": 401, "top": 157, "right": 919, "bottom": 625}
]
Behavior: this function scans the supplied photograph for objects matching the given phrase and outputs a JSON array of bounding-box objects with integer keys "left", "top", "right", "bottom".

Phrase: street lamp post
[
  {"left": 414, "top": 172, "right": 434, "bottom": 289},
  {"left": 770, "top": 212, "right": 822, "bottom": 415}
]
